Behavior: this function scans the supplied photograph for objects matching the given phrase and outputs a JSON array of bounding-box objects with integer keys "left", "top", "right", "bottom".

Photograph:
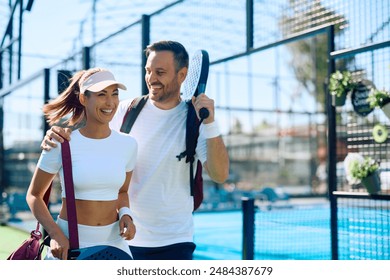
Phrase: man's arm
[
  {"left": 192, "top": 94, "right": 229, "bottom": 183},
  {"left": 204, "top": 136, "right": 229, "bottom": 183}
]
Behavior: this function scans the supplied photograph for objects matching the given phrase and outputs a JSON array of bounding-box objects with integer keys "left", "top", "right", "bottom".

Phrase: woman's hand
[
  {"left": 49, "top": 232, "right": 70, "bottom": 260},
  {"left": 119, "top": 215, "right": 136, "bottom": 240}
]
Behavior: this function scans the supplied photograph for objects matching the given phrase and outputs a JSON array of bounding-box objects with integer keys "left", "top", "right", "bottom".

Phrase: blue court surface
[
  {"left": 193, "top": 204, "right": 331, "bottom": 260},
  {"left": 193, "top": 203, "right": 389, "bottom": 260},
  {"left": 193, "top": 210, "right": 243, "bottom": 260}
]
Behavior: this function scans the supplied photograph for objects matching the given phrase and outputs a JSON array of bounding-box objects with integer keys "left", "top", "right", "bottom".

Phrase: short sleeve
[
  {"left": 196, "top": 130, "right": 207, "bottom": 165},
  {"left": 125, "top": 137, "right": 138, "bottom": 172},
  {"left": 36, "top": 140, "right": 62, "bottom": 174}
]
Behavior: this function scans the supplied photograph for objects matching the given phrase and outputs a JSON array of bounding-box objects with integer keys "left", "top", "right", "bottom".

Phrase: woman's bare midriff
[{"left": 59, "top": 198, "right": 118, "bottom": 226}]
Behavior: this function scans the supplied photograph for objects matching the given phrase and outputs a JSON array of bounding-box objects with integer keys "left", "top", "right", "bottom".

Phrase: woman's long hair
[{"left": 43, "top": 67, "right": 105, "bottom": 126}]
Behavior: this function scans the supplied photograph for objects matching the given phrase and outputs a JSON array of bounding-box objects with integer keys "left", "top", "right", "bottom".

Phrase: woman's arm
[
  {"left": 26, "top": 168, "right": 70, "bottom": 260},
  {"left": 117, "top": 171, "right": 136, "bottom": 240}
]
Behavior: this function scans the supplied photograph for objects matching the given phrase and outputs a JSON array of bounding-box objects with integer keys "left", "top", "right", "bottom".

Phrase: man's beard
[{"left": 149, "top": 81, "right": 180, "bottom": 103}]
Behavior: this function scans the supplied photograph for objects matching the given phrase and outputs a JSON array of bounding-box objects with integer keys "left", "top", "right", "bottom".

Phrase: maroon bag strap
[{"left": 60, "top": 140, "right": 79, "bottom": 250}]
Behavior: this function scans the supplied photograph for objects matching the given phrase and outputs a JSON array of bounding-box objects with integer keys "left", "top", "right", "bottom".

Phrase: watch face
[{"left": 351, "top": 79, "right": 375, "bottom": 117}]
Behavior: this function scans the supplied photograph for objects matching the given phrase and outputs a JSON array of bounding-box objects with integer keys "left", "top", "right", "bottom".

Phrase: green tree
[{"left": 278, "top": 0, "right": 351, "bottom": 110}]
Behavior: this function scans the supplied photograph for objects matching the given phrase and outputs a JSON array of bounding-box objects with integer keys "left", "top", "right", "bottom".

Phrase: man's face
[{"left": 145, "top": 50, "right": 186, "bottom": 104}]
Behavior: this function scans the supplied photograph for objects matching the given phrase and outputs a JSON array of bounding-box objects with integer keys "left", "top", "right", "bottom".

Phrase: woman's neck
[{"left": 79, "top": 123, "right": 111, "bottom": 139}]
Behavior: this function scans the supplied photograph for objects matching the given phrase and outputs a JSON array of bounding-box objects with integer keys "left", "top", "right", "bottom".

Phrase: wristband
[
  {"left": 202, "top": 121, "right": 221, "bottom": 139},
  {"left": 119, "top": 207, "right": 133, "bottom": 221}
]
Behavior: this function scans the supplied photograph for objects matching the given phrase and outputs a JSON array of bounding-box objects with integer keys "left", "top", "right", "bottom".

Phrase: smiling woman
[{"left": 25, "top": 67, "right": 138, "bottom": 260}]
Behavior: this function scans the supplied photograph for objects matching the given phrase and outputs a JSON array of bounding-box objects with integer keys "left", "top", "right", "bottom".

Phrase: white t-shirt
[
  {"left": 110, "top": 97, "right": 207, "bottom": 247},
  {"left": 37, "top": 129, "right": 138, "bottom": 201}
]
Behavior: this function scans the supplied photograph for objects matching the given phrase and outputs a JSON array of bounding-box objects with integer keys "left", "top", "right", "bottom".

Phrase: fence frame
[{"left": 328, "top": 38, "right": 390, "bottom": 260}]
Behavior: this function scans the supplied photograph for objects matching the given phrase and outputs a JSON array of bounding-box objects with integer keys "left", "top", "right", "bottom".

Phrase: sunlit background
[{"left": 1, "top": 0, "right": 389, "bottom": 260}]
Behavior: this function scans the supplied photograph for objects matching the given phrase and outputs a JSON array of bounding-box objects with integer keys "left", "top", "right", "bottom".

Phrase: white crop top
[{"left": 37, "top": 129, "right": 138, "bottom": 201}]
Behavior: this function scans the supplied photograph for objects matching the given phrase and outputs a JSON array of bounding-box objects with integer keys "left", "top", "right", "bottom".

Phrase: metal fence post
[
  {"left": 43, "top": 68, "right": 50, "bottom": 135},
  {"left": 326, "top": 25, "right": 338, "bottom": 260},
  {"left": 242, "top": 197, "right": 255, "bottom": 260},
  {"left": 141, "top": 14, "right": 150, "bottom": 95},
  {"left": 82, "top": 46, "right": 91, "bottom": 70}
]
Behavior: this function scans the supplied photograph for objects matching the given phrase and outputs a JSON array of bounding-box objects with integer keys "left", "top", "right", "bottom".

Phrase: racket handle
[
  {"left": 197, "top": 82, "right": 209, "bottom": 120},
  {"left": 199, "top": 107, "right": 209, "bottom": 120}
]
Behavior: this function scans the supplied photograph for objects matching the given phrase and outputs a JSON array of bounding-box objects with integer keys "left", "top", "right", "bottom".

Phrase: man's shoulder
[
  {"left": 119, "top": 96, "right": 149, "bottom": 110},
  {"left": 119, "top": 98, "right": 133, "bottom": 107},
  {"left": 116, "top": 98, "right": 136, "bottom": 116}
]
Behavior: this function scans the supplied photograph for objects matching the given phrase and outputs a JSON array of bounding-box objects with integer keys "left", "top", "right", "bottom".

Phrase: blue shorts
[{"left": 129, "top": 242, "right": 196, "bottom": 260}]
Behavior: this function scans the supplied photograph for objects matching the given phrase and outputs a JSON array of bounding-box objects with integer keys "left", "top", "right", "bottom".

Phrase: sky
[
  {"left": 20, "top": 0, "right": 91, "bottom": 76},
  {"left": 1, "top": 0, "right": 322, "bottom": 143},
  {"left": 16, "top": 0, "right": 178, "bottom": 78}
]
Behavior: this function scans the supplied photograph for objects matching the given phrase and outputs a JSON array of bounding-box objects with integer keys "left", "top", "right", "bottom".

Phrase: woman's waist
[
  {"left": 56, "top": 216, "right": 122, "bottom": 243},
  {"left": 59, "top": 198, "right": 119, "bottom": 226}
]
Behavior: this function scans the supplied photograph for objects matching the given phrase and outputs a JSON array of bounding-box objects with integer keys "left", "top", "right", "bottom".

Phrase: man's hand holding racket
[
  {"left": 191, "top": 94, "right": 215, "bottom": 124},
  {"left": 182, "top": 49, "right": 212, "bottom": 123}
]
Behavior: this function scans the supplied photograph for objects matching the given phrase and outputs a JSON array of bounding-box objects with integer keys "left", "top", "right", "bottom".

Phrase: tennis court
[
  {"left": 2, "top": 199, "right": 388, "bottom": 260},
  {"left": 193, "top": 203, "right": 330, "bottom": 260},
  {"left": 193, "top": 200, "right": 390, "bottom": 260}
]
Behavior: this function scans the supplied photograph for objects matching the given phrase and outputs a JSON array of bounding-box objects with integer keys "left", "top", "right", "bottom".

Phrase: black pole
[
  {"left": 246, "top": 0, "right": 254, "bottom": 51},
  {"left": 141, "top": 14, "right": 150, "bottom": 96},
  {"left": 242, "top": 197, "right": 255, "bottom": 260},
  {"left": 82, "top": 46, "right": 91, "bottom": 70},
  {"left": 8, "top": 14, "right": 13, "bottom": 85},
  {"left": 26, "top": 0, "right": 35, "bottom": 11},
  {"left": 43, "top": 68, "right": 50, "bottom": 134},
  {"left": 17, "top": 0, "right": 23, "bottom": 80},
  {"left": 326, "top": 25, "right": 338, "bottom": 260}
]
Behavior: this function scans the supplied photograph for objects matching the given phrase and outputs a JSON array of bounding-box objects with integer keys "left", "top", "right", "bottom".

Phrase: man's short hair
[{"left": 145, "top": 40, "right": 189, "bottom": 72}]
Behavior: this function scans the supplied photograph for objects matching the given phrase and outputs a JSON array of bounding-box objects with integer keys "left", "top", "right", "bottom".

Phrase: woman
[{"left": 26, "top": 68, "right": 137, "bottom": 260}]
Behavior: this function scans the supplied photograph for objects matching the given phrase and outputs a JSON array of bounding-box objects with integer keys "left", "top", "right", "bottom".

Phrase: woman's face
[{"left": 81, "top": 84, "right": 120, "bottom": 125}]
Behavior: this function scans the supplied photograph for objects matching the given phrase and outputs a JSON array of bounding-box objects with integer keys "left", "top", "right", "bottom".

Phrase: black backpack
[{"left": 120, "top": 95, "right": 204, "bottom": 211}]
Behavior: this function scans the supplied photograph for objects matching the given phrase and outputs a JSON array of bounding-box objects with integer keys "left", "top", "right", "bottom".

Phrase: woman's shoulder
[{"left": 110, "top": 130, "right": 137, "bottom": 146}]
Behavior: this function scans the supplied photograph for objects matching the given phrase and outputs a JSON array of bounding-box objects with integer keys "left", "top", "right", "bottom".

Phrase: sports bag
[
  {"left": 7, "top": 227, "right": 43, "bottom": 260},
  {"left": 7, "top": 184, "right": 52, "bottom": 260}
]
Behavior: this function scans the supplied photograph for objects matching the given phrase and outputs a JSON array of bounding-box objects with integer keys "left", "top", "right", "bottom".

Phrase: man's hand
[
  {"left": 41, "top": 126, "right": 72, "bottom": 151},
  {"left": 192, "top": 94, "right": 215, "bottom": 124}
]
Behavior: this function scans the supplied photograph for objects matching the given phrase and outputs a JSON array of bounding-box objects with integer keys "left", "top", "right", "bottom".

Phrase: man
[{"left": 42, "top": 40, "right": 229, "bottom": 260}]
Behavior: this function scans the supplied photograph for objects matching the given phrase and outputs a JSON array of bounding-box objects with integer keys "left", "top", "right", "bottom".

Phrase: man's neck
[{"left": 149, "top": 94, "right": 182, "bottom": 110}]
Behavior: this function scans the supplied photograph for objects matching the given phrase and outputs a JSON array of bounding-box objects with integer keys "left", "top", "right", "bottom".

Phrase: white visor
[{"left": 80, "top": 71, "right": 127, "bottom": 94}]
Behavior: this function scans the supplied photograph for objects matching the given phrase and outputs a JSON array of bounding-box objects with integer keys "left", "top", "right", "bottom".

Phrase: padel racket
[
  {"left": 182, "top": 49, "right": 210, "bottom": 120},
  {"left": 68, "top": 245, "right": 133, "bottom": 260}
]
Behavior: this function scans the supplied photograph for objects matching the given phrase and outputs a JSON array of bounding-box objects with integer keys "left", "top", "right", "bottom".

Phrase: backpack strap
[
  {"left": 176, "top": 100, "right": 201, "bottom": 162},
  {"left": 120, "top": 95, "right": 149, "bottom": 134},
  {"left": 121, "top": 97, "right": 203, "bottom": 210},
  {"left": 176, "top": 100, "right": 202, "bottom": 197}
]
